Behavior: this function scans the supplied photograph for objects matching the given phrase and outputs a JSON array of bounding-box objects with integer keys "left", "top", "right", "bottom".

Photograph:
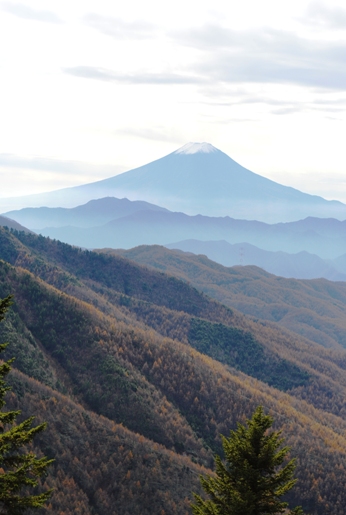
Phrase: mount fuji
[{"left": 2, "top": 142, "right": 346, "bottom": 223}]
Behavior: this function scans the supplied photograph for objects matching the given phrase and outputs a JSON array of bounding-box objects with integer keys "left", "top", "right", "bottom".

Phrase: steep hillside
[
  {"left": 1, "top": 228, "right": 346, "bottom": 513},
  {"left": 1, "top": 262, "right": 346, "bottom": 514},
  {"left": 6, "top": 369, "right": 206, "bottom": 515},
  {"left": 108, "top": 245, "right": 346, "bottom": 351},
  {"left": 2, "top": 228, "right": 346, "bottom": 416}
]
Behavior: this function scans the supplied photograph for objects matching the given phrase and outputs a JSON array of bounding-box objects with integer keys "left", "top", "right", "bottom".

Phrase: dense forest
[
  {"left": 108, "top": 245, "right": 346, "bottom": 350},
  {"left": 1, "top": 227, "right": 346, "bottom": 514}
]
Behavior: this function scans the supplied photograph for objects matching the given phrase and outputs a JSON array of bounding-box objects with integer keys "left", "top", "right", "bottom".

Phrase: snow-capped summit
[{"left": 174, "top": 142, "right": 219, "bottom": 155}]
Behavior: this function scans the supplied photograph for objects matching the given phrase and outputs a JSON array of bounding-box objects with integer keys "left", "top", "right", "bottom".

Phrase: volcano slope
[
  {"left": 3, "top": 142, "right": 346, "bottom": 222},
  {"left": 0, "top": 227, "right": 346, "bottom": 514}
]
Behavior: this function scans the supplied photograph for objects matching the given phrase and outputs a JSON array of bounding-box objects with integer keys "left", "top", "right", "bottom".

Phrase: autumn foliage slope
[{"left": 0, "top": 228, "right": 346, "bottom": 514}]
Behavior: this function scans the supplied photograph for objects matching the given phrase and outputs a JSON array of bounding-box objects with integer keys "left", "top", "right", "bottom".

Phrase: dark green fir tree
[
  {"left": 0, "top": 295, "right": 53, "bottom": 514},
  {"left": 192, "top": 406, "right": 304, "bottom": 515}
]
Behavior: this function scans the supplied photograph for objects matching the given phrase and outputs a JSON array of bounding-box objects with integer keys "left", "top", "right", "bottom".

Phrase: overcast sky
[{"left": 1, "top": 0, "right": 346, "bottom": 202}]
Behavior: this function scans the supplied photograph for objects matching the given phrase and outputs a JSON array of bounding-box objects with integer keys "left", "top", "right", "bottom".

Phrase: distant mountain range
[
  {"left": 5, "top": 197, "right": 346, "bottom": 259},
  {"left": 3, "top": 197, "right": 168, "bottom": 230},
  {"left": 3, "top": 197, "right": 346, "bottom": 281},
  {"left": 2, "top": 142, "right": 346, "bottom": 223},
  {"left": 2, "top": 141, "right": 346, "bottom": 282},
  {"left": 165, "top": 240, "right": 346, "bottom": 281}
]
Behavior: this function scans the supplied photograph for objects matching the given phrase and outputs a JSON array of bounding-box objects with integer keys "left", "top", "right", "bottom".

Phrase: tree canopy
[
  {"left": 0, "top": 295, "right": 53, "bottom": 514},
  {"left": 192, "top": 405, "right": 304, "bottom": 515}
]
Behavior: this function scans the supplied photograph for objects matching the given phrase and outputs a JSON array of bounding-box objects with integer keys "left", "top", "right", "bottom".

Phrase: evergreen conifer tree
[
  {"left": 0, "top": 295, "right": 53, "bottom": 514},
  {"left": 192, "top": 405, "right": 304, "bottom": 515}
]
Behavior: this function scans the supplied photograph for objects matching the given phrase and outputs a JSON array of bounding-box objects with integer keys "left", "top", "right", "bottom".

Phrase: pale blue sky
[{"left": 1, "top": 0, "right": 346, "bottom": 201}]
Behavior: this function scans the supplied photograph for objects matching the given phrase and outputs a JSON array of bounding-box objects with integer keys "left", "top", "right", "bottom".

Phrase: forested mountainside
[
  {"left": 107, "top": 245, "right": 346, "bottom": 350},
  {"left": 1, "top": 228, "right": 346, "bottom": 514}
]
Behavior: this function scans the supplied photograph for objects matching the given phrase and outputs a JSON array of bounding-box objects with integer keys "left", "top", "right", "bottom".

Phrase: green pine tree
[
  {"left": 0, "top": 295, "right": 53, "bottom": 514},
  {"left": 192, "top": 405, "right": 304, "bottom": 515}
]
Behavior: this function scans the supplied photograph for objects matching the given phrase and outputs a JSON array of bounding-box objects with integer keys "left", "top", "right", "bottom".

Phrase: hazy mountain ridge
[
  {"left": 4, "top": 196, "right": 346, "bottom": 279},
  {"left": 165, "top": 239, "right": 346, "bottom": 280},
  {"left": 4, "top": 197, "right": 168, "bottom": 230},
  {"left": 16, "top": 204, "right": 346, "bottom": 260}
]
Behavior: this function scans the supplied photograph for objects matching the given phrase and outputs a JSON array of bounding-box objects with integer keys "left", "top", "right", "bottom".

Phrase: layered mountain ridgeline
[
  {"left": 2, "top": 143, "right": 346, "bottom": 223},
  {"left": 1, "top": 228, "right": 346, "bottom": 513},
  {"left": 166, "top": 239, "right": 346, "bottom": 281},
  {"left": 4, "top": 197, "right": 169, "bottom": 230},
  {"left": 0, "top": 228, "right": 234, "bottom": 323},
  {"left": 108, "top": 245, "right": 346, "bottom": 352},
  {"left": 4, "top": 199, "right": 346, "bottom": 280},
  {"left": 4, "top": 200, "right": 346, "bottom": 262}
]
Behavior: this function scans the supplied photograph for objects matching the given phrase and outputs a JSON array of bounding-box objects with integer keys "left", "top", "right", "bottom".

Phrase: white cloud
[
  {"left": 0, "top": 154, "right": 126, "bottom": 198},
  {"left": 0, "top": 154, "right": 118, "bottom": 176},
  {"left": 63, "top": 66, "right": 205, "bottom": 85},
  {"left": 0, "top": 1, "right": 63, "bottom": 23},
  {"left": 174, "top": 25, "right": 346, "bottom": 90},
  {"left": 305, "top": 2, "right": 346, "bottom": 29},
  {"left": 83, "top": 13, "right": 156, "bottom": 39}
]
